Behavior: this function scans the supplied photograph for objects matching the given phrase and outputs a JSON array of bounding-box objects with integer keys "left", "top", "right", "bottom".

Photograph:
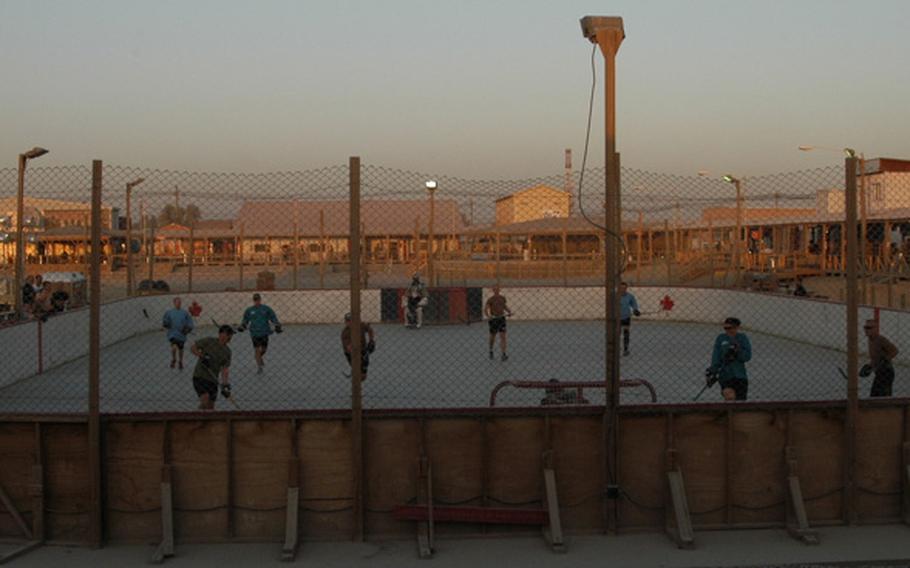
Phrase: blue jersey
[
  {"left": 619, "top": 292, "right": 639, "bottom": 320},
  {"left": 711, "top": 332, "right": 752, "bottom": 380},
  {"left": 242, "top": 304, "right": 280, "bottom": 337},
  {"left": 162, "top": 308, "right": 194, "bottom": 342}
]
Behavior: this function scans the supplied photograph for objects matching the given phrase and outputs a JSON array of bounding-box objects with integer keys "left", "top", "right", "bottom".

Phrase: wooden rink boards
[{"left": 1, "top": 401, "right": 909, "bottom": 545}]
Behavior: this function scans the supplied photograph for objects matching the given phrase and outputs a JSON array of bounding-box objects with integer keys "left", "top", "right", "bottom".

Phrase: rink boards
[{"left": 1, "top": 400, "right": 909, "bottom": 544}]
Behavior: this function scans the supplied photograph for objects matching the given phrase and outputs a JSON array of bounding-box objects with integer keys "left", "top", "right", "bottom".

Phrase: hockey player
[
  {"left": 342, "top": 313, "right": 376, "bottom": 381},
  {"left": 404, "top": 274, "right": 428, "bottom": 328},
  {"left": 619, "top": 282, "right": 641, "bottom": 356},
  {"left": 862, "top": 319, "right": 899, "bottom": 397},
  {"left": 190, "top": 325, "right": 234, "bottom": 410},
  {"left": 238, "top": 293, "right": 282, "bottom": 374},
  {"left": 162, "top": 297, "right": 194, "bottom": 370},
  {"left": 485, "top": 286, "right": 513, "bottom": 361},
  {"left": 706, "top": 317, "right": 753, "bottom": 401}
]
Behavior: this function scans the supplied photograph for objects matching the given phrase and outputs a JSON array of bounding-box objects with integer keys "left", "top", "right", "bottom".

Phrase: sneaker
[
  {"left": 257, "top": 364, "right": 263, "bottom": 374},
  {"left": 501, "top": 353, "right": 509, "bottom": 362},
  {"left": 489, "top": 351, "right": 494, "bottom": 360},
  {"left": 178, "top": 361, "right": 184, "bottom": 370}
]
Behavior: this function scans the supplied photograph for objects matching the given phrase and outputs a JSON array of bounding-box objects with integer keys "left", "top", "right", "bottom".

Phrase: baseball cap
[
  {"left": 344, "top": 312, "right": 352, "bottom": 321},
  {"left": 252, "top": 293, "right": 261, "bottom": 301}
]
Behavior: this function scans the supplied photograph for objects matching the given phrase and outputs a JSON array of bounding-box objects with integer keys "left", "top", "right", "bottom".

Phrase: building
[
  {"left": 816, "top": 158, "right": 910, "bottom": 216},
  {"left": 495, "top": 185, "right": 571, "bottom": 226}
]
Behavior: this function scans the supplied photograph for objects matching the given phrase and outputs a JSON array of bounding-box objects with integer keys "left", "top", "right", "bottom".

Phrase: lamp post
[
  {"left": 125, "top": 178, "right": 146, "bottom": 296},
  {"left": 15, "top": 147, "right": 49, "bottom": 319},
  {"left": 580, "top": 14, "right": 624, "bottom": 534},
  {"left": 723, "top": 174, "right": 744, "bottom": 286},
  {"left": 425, "top": 180, "right": 437, "bottom": 285}
]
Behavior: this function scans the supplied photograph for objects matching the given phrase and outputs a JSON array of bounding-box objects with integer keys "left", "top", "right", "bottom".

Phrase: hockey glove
[
  {"left": 859, "top": 364, "right": 873, "bottom": 378},
  {"left": 274, "top": 324, "right": 283, "bottom": 334},
  {"left": 220, "top": 383, "right": 232, "bottom": 399},
  {"left": 705, "top": 367, "right": 719, "bottom": 387},
  {"left": 236, "top": 324, "right": 246, "bottom": 333},
  {"left": 181, "top": 326, "right": 192, "bottom": 336},
  {"left": 367, "top": 340, "right": 376, "bottom": 353},
  {"left": 633, "top": 309, "right": 641, "bottom": 317}
]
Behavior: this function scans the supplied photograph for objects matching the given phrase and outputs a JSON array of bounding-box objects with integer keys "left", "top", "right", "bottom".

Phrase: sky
[{"left": 1, "top": 0, "right": 909, "bottom": 179}]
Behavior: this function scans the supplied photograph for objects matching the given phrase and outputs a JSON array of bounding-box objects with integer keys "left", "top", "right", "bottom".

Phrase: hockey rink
[{"left": 0, "top": 319, "right": 883, "bottom": 414}]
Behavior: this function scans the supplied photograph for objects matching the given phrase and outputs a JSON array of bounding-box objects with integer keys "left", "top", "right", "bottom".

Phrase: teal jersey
[
  {"left": 241, "top": 304, "right": 280, "bottom": 337},
  {"left": 711, "top": 332, "right": 752, "bottom": 381}
]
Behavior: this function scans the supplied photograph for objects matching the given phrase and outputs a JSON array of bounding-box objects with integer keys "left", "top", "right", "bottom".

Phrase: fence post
[
  {"left": 293, "top": 220, "right": 299, "bottom": 291},
  {"left": 319, "top": 210, "right": 326, "bottom": 289},
  {"left": 844, "top": 156, "right": 860, "bottom": 525},
  {"left": 187, "top": 224, "right": 195, "bottom": 293},
  {"left": 88, "top": 159, "right": 103, "bottom": 548},
  {"left": 348, "top": 157, "right": 365, "bottom": 542},
  {"left": 238, "top": 222, "right": 244, "bottom": 291}
]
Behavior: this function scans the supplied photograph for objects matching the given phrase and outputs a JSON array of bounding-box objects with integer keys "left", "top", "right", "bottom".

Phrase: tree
[{"left": 157, "top": 204, "right": 203, "bottom": 227}]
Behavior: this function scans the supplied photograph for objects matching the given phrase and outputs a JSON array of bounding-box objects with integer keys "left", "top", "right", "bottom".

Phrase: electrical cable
[{"left": 576, "top": 43, "right": 629, "bottom": 277}]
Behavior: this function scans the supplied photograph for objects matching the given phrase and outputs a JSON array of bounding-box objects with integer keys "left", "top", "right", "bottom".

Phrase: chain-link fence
[{"left": 1, "top": 158, "right": 908, "bottom": 413}]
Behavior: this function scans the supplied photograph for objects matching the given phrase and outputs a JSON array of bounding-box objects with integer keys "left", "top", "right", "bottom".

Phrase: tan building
[{"left": 495, "top": 185, "right": 570, "bottom": 226}]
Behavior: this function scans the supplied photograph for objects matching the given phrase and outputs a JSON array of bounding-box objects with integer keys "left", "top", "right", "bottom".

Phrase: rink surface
[{"left": 0, "top": 319, "right": 882, "bottom": 414}]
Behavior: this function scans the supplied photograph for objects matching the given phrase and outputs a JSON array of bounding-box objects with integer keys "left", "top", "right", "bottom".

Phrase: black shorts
[
  {"left": 871, "top": 363, "right": 895, "bottom": 397},
  {"left": 488, "top": 316, "right": 507, "bottom": 334},
  {"left": 169, "top": 338, "right": 185, "bottom": 349},
  {"left": 193, "top": 376, "right": 218, "bottom": 401},
  {"left": 620, "top": 318, "right": 631, "bottom": 328},
  {"left": 345, "top": 352, "right": 370, "bottom": 375},
  {"left": 251, "top": 335, "right": 269, "bottom": 351},
  {"left": 719, "top": 378, "right": 748, "bottom": 401}
]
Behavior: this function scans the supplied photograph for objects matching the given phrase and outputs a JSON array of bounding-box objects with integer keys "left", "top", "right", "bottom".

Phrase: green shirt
[{"left": 193, "top": 337, "right": 232, "bottom": 382}]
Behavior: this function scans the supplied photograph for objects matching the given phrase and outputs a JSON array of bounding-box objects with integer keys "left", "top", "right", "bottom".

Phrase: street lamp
[
  {"left": 425, "top": 181, "right": 437, "bottom": 285},
  {"left": 15, "top": 146, "right": 49, "bottom": 319},
  {"left": 125, "top": 178, "right": 146, "bottom": 296}
]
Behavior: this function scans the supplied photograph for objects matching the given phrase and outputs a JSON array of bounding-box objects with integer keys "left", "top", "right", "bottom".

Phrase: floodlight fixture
[
  {"left": 22, "top": 147, "right": 49, "bottom": 160},
  {"left": 798, "top": 145, "right": 856, "bottom": 158},
  {"left": 425, "top": 180, "right": 438, "bottom": 191},
  {"left": 723, "top": 174, "right": 740, "bottom": 184},
  {"left": 127, "top": 177, "right": 146, "bottom": 190},
  {"left": 697, "top": 170, "right": 711, "bottom": 177},
  {"left": 580, "top": 16, "right": 625, "bottom": 44}
]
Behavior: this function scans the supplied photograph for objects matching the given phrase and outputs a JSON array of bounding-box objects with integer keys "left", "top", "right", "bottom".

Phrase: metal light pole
[
  {"left": 426, "top": 180, "right": 437, "bottom": 285},
  {"left": 580, "top": 14, "right": 624, "bottom": 534},
  {"left": 723, "top": 175, "right": 743, "bottom": 286},
  {"left": 125, "top": 178, "right": 145, "bottom": 297},
  {"left": 15, "top": 147, "right": 49, "bottom": 319}
]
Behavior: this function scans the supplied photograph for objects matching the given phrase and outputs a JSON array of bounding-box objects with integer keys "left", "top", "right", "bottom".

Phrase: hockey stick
[
  {"left": 838, "top": 366, "right": 848, "bottom": 380},
  {"left": 199, "top": 360, "right": 240, "bottom": 409},
  {"left": 142, "top": 308, "right": 150, "bottom": 319},
  {"left": 693, "top": 383, "right": 711, "bottom": 402}
]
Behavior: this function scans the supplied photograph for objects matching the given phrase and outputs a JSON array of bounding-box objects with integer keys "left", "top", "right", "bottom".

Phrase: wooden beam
[
  {"left": 542, "top": 467, "right": 566, "bottom": 553},
  {"left": 282, "top": 458, "right": 300, "bottom": 562},
  {"left": 150, "top": 465, "right": 175, "bottom": 564},
  {"left": 415, "top": 457, "right": 433, "bottom": 558},
  {"left": 0, "top": 482, "right": 32, "bottom": 540},
  {"left": 785, "top": 447, "right": 819, "bottom": 545},
  {"left": 31, "top": 423, "right": 43, "bottom": 543},
  {"left": 0, "top": 541, "right": 42, "bottom": 565},
  {"left": 665, "top": 448, "right": 694, "bottom": 549}
]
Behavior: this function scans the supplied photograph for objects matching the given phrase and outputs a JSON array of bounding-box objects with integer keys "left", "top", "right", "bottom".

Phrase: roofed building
[{"left": 495, "top": 185, "right": 571, "bottom": 226}]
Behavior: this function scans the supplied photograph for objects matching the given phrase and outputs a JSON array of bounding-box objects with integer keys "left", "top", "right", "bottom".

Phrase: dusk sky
[{"left": 2, "top": 0, "right": 909, "bottom": 179}]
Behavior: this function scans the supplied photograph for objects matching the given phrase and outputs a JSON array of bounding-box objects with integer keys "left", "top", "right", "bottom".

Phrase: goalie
[{"left": 403, "top": 274, "right": 428, "bottom": 329}]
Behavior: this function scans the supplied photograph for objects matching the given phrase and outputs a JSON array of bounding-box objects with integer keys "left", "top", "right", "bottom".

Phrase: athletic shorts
[
  {"left": 169, "top": 338, "right": 185, "bottom": 349},
  {"left": 251, "top": 335, "right": 269, "bottom": 351},
  {"left": 871, "top": 363, "right": 895, "bottom": 397},
  {"left": 345, "top": 352, "right": 370, "bottom": 375},
  {"left": 719, "top": 378, "right": 748, "bottom": 401},
  {"left": 488, "top": 316, "right": 507, "bottom": 334},
  {"left": 193, "top": 376, "right": 218, "bottom": 402},
  {"left": 620, "top": 318, "right": 631, "bottom": 328}
]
